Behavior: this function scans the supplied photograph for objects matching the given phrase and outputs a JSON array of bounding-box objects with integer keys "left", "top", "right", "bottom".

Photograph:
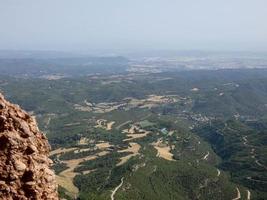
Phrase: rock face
[{"left": 0, "top": 93, "right": 58, "bottom": 200}]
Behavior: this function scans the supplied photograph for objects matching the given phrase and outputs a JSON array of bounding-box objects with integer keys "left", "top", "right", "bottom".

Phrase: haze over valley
[{"left": 0, "top": 0, "right": 267, "bottom": 199}]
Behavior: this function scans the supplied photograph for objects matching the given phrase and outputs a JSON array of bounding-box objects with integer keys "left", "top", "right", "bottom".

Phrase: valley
[{"left": 1, "top": 62, "right": 267, "bottom": 200}]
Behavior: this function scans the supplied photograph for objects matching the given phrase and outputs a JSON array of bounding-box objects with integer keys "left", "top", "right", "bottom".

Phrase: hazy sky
[{"left": 1, "top": 0, "right": 267, "bottom": 52}]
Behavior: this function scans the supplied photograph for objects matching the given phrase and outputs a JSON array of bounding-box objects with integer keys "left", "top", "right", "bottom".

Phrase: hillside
[{"left": 1, "top": 68, "right": 267, "bottom": 199}]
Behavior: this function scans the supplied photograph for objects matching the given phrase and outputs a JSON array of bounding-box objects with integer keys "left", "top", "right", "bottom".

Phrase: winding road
[
  {"left": 242, "top": 136, "right": 267, "bottom": 170},
  {"left": 216, "top": 169, "right": 221, "bottom": 177},
  {"left": 111, "top": 177, "right": 124, "bottom": 200},
  {"left": 202, "top": 151, "right": 210, "bottom": 160},
  {"left": 232, "top": 187, "right": 241, "bottom": 200}
]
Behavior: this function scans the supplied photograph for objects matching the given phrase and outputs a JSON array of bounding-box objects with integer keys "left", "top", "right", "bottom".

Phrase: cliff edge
[{"left": 0, "top": 93, "right": 58, "bottom": 200}]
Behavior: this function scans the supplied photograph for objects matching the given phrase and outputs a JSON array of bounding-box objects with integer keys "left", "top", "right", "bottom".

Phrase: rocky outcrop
[{"left": 0, "top": 93, "right": 58, "bottom": 200}]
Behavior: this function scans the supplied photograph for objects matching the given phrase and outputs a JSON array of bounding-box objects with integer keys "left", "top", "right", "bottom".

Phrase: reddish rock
[{"left": 0, "top": 93, "right": 58, "bottom": 200}]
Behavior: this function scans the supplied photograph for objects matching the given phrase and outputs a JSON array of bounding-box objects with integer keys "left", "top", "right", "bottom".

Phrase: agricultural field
[{"left": 1, "top": 66, "right": 267, "bottom": 200}]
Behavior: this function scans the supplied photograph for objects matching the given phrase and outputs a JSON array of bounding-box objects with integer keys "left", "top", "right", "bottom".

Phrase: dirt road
[
  {"left": 232, "top": 187, "right": 241, "bottom": 200},
  {"left": 111, "top": 177, "right": 124, "bottom": 200},
  {"left": 203, "top": 151, "right": 210, "bottom": 160}
]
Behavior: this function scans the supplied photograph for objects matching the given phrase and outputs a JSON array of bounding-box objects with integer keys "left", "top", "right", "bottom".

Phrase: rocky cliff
[{"left": 0, "top": 93, "right": 58, "bottom": 200}]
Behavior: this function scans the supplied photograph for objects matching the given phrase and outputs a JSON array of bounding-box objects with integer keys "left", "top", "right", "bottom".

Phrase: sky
[{"left": 0, "top": 0, "right": 267, "bottom": 52}]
